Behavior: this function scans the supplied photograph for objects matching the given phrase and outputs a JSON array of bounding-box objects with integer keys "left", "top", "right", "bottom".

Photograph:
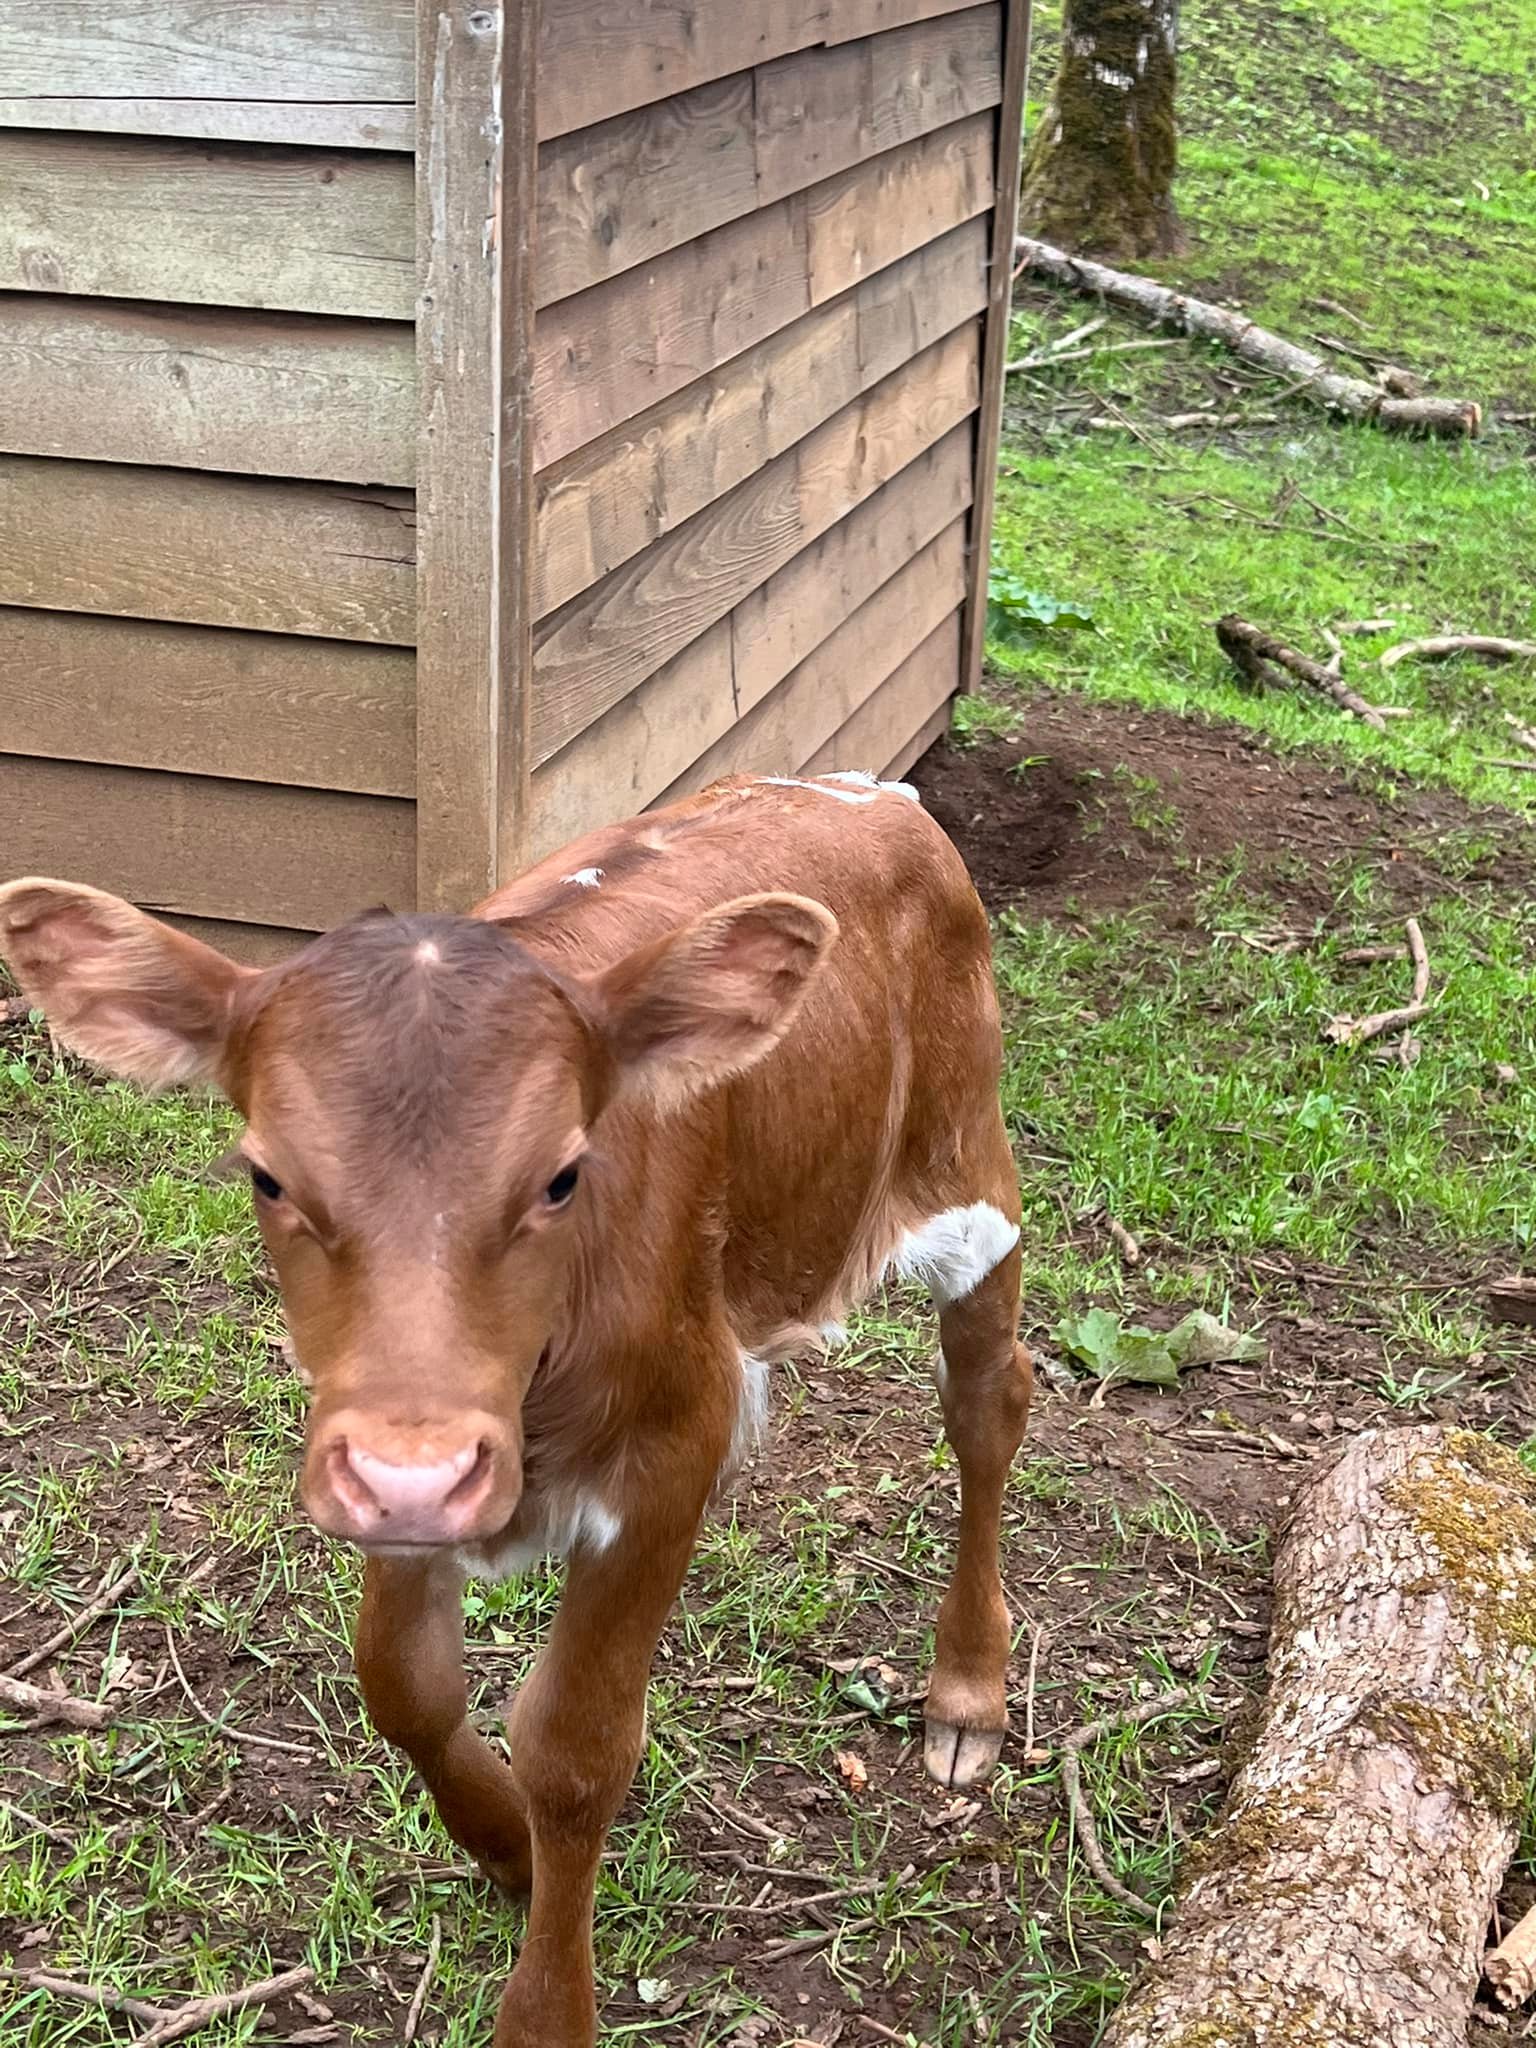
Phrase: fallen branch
[
  {"left": 7, "top": 1557, "right": 141, "bottom": 1680},
  {"left": 1102, "top": 1427, "right": 1536, "bottom": 2046},
  {"left": 1336, "top": 616, "right": 1397, "bottom": 636},
  {"left": 132, "top": 1964, "right": 316, "bottom": 2047},
  {"left": 1502, "top": 712, "right": 1536, "bottom": 753},
  {"left": 1341, "top": 943, "right": 1408, "bottom": 964},
  {"left": 402, "top": 1916, "right": 441, "bottom": 2044},
  {"left": 1014, "top": 235, "right": 1482, "bottom": 439},
  {"left": 0, "top": 1669, "right": 112, "bottom": 1729},
  {"left": 1486, "top": 1900, "right": 1536, "bottom": 2008},
  {"left": 1380, "top": 635, "right": 1536, "bottom": 669},
  {"left": 1216, "top": 615, "right": 1396, "bottom": 730},
  {"left": 2, "top": 1967, "right": 167, "bottom": 2024},
  {"left": 1059, "top": 1689, "right": 1194, "bottom": 1917},
  {"left": 1488, "top": 1277, "right": 1536, "bottom": 1328},
  {"left": 1324, "top": 916, "right": 1432, "bottom": 1047}
]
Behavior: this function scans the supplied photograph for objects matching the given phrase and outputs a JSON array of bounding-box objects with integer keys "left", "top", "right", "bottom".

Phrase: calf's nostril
[{"left": 445, "top": 1440, "right": 495, "bottom": 1511}]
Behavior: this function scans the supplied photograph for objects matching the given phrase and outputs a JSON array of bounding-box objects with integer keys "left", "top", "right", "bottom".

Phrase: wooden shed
[{"left": 0, "top": 0, "right": 1029, "bottom": 960}]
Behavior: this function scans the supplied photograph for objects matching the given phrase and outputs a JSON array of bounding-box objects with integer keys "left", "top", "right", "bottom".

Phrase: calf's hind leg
[{"left": 923, "top": 1232, "right": 1032, "bottom": 1789}]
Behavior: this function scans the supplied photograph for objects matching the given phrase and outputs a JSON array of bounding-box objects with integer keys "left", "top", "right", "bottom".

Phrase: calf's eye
[
  {"left": 251, "top": 1166, "right": 284, "bottom": 1202},
  {"left": 545, "top": 1164, "right": 580, "bottom": 1207}
]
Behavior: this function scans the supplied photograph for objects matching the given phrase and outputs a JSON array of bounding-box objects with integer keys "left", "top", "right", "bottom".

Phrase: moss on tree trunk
[
  {"left": 1101, "top": 1426, "right": 1536, "bottom": 2047},
  {"left": 1020, "top": 0, "right": 1184, "bottom": 260}
]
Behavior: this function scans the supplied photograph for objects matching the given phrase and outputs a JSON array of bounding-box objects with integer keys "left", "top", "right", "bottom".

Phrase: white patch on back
[
  {"left": 730, "top": 1352, "right": 771, "bottom": 1469},
  {"left": 890, "top": 1202, "right": 1020, "bottom": 1310},
  {"left": 562, "top": 867, "right": 604, "bottom": 888},
  {"left": 463, "top": 1489, "right": 622, "bottom": 1581},
  {"left": 413, "top": 939, "right": 442, "bottom": 964},
  {"left": 758, "top": 772, "right": 921, "bottom": 807}
]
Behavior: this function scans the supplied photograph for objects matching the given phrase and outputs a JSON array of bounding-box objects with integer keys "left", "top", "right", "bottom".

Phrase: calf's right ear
[{"left": 0, "top": 878, "right": 254, "bottom": 1090}]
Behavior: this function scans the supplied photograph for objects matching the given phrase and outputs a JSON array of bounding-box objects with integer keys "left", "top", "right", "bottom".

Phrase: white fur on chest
[{"left": 463, "top": 1489, "right": 622, "bottom": 1581}]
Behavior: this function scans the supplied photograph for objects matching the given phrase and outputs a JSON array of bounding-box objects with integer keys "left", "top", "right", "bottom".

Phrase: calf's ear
[
  {"left": 588, "top": 892, "right": 837, "bottom": 1106},
  {"left": 0, "top": 878, "right": 255, "bottom": 1090}
]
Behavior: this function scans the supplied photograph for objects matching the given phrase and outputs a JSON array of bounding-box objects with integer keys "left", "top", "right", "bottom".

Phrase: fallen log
[
  {"left": 1014, "top": 236, "right": 1482, "bottom": 440},
  {"left": 1102, "top": 1426, "right": 1536, "bottom": 2048},
  {"left": 1488, "top": 1276, "right": 1536, "bottom": 1327},
  {"left": 1216, "top": 614, "right": 1394, "bottom": 730}
]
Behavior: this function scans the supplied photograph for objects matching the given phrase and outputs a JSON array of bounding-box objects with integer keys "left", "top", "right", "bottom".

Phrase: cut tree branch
[
  {"left": 1486, "top": 1901, "right": 1536, "bottom": 2008},
  {"left": 1014, "top": 237, "right": 1482, "bottom": 439},
  {"left": 0, "top": 1669, "right": 112, "bottom": 1728},
  {"left": 1379, "top": 635, "right": 1536, "bottom": 669},
  {"left": 1216, "top": 615, "right": 1396, "bottom": 730}
]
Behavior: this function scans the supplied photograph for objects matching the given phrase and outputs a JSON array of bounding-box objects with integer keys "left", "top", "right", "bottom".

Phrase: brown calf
[{"left": 0, "top": 771, "right": 1031, "bottom": 2046}]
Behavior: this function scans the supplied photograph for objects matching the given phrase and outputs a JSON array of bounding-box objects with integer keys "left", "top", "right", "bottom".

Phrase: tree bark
[
  {"left": 1102, "top": 1426, "right": 1536, "bottom": 2048},
  {"left": 1019, "top": 0, "right": 1184, "bottom": 260},
  {"left": 1015, "top": 236, "right": 1483, "bottom": 437}
]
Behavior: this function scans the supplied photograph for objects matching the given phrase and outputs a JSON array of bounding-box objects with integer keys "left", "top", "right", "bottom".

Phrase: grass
[{"left": 4, "top": 0, "right": 1536, "bottom": 2041}]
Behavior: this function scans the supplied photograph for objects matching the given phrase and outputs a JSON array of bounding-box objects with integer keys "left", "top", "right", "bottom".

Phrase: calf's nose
[{"left": 311, "top": 1414, "right": 511, "bottom": 1545}]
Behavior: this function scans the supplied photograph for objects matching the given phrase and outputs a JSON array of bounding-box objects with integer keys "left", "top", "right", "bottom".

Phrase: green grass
[{"left": 1008, "top": 0, "right": 1536, "bottom": 814}]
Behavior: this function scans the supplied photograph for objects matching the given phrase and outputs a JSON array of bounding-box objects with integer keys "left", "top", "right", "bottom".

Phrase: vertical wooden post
[
  {"left": 415, "top": 0, "right": 539, "bottom": 913},
  {"left": 959, "top": 0, "right": 1032, "bottom": 696}
]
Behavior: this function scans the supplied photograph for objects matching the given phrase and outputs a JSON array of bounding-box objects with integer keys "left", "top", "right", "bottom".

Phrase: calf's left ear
[
  {"left": 587, "top": 892, "right": 838, "bottom": 1106},
  {"left": 0, "top": 878, "right": 255, "bottom": 1091}
]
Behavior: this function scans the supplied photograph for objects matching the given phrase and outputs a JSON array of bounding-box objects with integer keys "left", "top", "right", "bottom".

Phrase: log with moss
[{"left": 1102, "top": 1426, "right": 1536, "bottom": 2048}]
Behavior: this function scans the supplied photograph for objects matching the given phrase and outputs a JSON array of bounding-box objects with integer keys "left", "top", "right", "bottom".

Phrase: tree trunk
[
  {"left": 1103, "top": 1426, "right": 1536, "bottom": 2048},
  {"left": 1019, "top": 0, "right": 1184, "bottom": 260}
]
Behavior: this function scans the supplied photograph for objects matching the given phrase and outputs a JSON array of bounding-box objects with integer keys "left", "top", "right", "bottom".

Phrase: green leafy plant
[
  {"left": 1054, "top": 1307, "right": 1267, "bottom": 1389},
  {"left": 986, "top": 569, "right": 1095, "bottom": 655}
]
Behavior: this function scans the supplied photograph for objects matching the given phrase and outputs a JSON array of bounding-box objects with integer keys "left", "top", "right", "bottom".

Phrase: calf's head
[{"left": 0, "top": 879, "right": 836, "bottom": 1551}]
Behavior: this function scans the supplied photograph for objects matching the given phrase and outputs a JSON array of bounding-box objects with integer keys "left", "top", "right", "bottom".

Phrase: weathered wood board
[
  {"left": 0, "top": 457, "right": 415, "bottom": 643},
  {"left": 1, "top": 609, "right": 414, "bottom": 797}
]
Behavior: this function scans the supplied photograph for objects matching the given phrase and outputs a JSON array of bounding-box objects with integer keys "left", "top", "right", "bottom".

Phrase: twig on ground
[
  {"left": 1215, "top": 615, "right": 1399, "bottom": 730},
  {"left": 1320, "top": 625, "right": 1345, "bottom": 675},
  {"left": 1013, "top": 235, "right": 1482, "bottom": 437},
  {"left": 1502, "top": 712, "right": 1536, "bottom": 753},
  {"left": 1325, "top": 917, "right": 1433, "bottom": 1047},
  {"left": 757, "top": 1912, "right": 877, "bottom": 1964},
  {"left": 1379, "top": 634, "right": 1536, "bottom": 669},
  {"left": 163, "top": 1627, "right": 315, "bottom": 1759},
  {"left": 1307, "top": 295, "right": 1368, "bottom": 330},
  {"left": 1058, "top": 1688, "right": 1194, "bottom": 1916},
  {"left": 1486, "top": 757, "right": 1536, "bottom": 772},
  {"left": 1105, "top": 1216, "right": 1141, "bottom": 1265},
  {"left": 401, "top": 1916, "right": 441, "bottom": 2044},
  {"left": 1406, "top": 917, "right": 1431, "bottom": 1006},
  {"left": 1486, "top": 1900, "right": 1536, "bottom": 2008},
  {"left": 0, "top": 1670, "right": 113, "bottom": 1729},
  {"left": 1341, "top": 943, "right": 1408, "bottom": 964},
  {"left": 695, "top": 1787, "right": 787, "bottom": 1847},
  {"left": 131, "top": 1964, "right": 316, "bottom": 2046},
  {"left": 1, "top": 1968, "right": 167, "bottom": 2024},
  {"left": 7, "top": 1557, "right": 142, "bottom": 1680},
  {"left": 1336, "top": 616, "right": 1397, "bottom": 636},
  {"left": 1023, "top": 1623, "right": 1045, "bottom": 1761}
]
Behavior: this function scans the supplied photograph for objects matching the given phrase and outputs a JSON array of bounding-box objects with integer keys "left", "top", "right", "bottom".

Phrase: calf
[{"left": 0, "top": 771, "right": 1031, "bottom": 2046}]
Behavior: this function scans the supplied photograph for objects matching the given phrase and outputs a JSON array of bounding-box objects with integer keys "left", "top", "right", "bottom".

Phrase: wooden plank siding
[
  {"left": 801, "top": 609, "right": 962, "bottom": 779},
  {"left": 0, "top": 296, "right": 413, "bottom": 484},
  {"left": 0, "top": 458, "right": 415, "bottom": 643},
  {"left": 0, "top": 757, "right": 414, "bottom": 931},
  {"left": 525, "top": 423, "right": 972, "bottom": 858},
  {"left": 533, "top": 217, "right": 987, "bottom": 618},
  {"left": 961, "top": 0, "right": 1031, "bottom": 693},
  {"left": 531, "top": 112, "right": 994, "bottom": 470},
  {"left": 0, "top": 0, "right": 981, "bottom": 144},
  {"left": 413, "top": 0, "right": 539, "bottom": 910},
  {"left": 0, "top": 132, "right": 414, "bottom": 318},
  {"left": 535, "top": 8, "right": 1000, "bottom": 305},
  {"left": 531, "top": 322, "right": 980, "bottom": 764},
  {"left": 654, "top": 522, "right": 967, "bottom": 805},
  {"left": 1, "top": 609, "right": 414, "bottom": 797}
]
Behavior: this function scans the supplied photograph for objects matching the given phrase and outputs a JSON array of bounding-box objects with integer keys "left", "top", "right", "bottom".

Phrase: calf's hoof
[{"left": 924, "top": 1716, "right": 1005, "bottom": 1789}]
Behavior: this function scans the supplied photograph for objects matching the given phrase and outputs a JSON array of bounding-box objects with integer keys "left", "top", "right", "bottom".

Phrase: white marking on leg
[
  {"left": 819, "top": 1321, "right": 849, "bottom": 1351},
  {"left": 933, "top": 1349, "right": 951, "bottom": 1398},
  {"left": 562, "top": 867, "right": 604, "bottom": 888},
  {"left": 891, "top": 1203, "right": 1020, "bottom": 1310},
  {"left": 730, "top": 1352, "right": 771, "bottom": 1468}
]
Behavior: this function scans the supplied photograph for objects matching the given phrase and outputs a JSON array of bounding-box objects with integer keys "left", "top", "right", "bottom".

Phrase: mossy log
[{"left": 1103, "top": 1426, "right": 1536, "bottom": 2048}]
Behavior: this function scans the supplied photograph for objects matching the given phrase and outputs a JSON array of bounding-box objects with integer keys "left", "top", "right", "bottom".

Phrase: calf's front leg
[
  {"left": 354, "top": 1552, "right": 533, "bottom": 1893},
  {"left": 494, "top": 1504, "right": 706, "bottom": 2048}
]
